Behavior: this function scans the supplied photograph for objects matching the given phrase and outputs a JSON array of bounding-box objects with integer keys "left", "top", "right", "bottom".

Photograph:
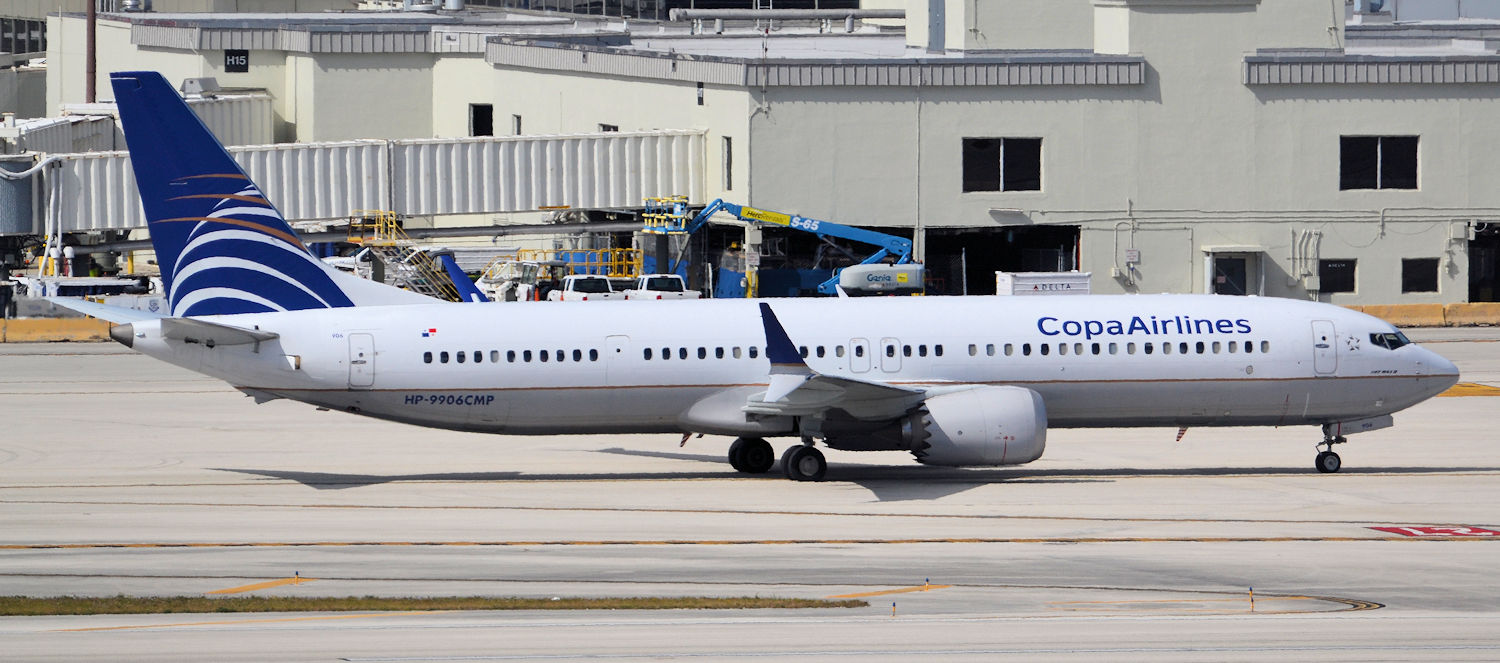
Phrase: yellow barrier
[
  {"left": 1444, "top": 303, "right": 1500, "bottom": 327},
  {"left": 1355, "top": 304, "right": 1447, "bottom": 327},
  {"left": 0, "top": 319, "right": 112, "bottom": 343}
]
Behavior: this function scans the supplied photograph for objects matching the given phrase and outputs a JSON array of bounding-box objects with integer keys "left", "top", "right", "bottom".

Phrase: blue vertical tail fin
[
  {"left": 110, "top": 71, "right": 431, "bottom": 317},
  {"left": 438, "top": 253, "right": 490, "bottom": 303}
]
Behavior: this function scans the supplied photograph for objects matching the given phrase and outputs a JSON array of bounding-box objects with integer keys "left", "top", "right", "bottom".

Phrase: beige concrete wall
[
  {"left": 948, "top": 0, "right": 1094, "bottom": 51},
  {"left": 0, "top": 67, "right": 46, "bottom": 118},
  {"left": 299, "top": 53, "right": 436, "bottom": 141}
]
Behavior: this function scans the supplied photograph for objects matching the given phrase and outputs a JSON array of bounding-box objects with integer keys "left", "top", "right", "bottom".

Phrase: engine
[{"left": 908, "top": 386, "right": 1048, "bottom": 467}]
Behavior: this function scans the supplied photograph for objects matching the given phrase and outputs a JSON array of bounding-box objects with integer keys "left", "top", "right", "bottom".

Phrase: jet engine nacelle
[{"left": 910, "top": 386, "right": 1047, "bottom": 467}]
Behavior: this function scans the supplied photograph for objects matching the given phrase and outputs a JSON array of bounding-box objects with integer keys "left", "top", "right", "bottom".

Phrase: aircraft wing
[
  {"left": 45, "top": 296, "right": 166, "bottom": 324},
  {"left": 746, "top": 303, "right": 926, "bottom": 420}
]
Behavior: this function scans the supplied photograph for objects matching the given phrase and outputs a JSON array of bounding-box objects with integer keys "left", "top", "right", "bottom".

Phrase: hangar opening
[
  {"left": 923, "top": 226, "right": 1080, "bottom": 296},
  {"left": 1471, "top": 224, "right": 1500, "bottom": 302}
]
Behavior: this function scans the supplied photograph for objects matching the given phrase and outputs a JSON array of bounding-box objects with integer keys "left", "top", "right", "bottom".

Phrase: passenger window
[
  {"left": 1059, "top": 343, "right": 1068, "bottom": 356},
  {"left": 573, "top": 349, "right": 583, "bottom": 362},
  {"left": 854, "top": 345, "right": 864, "bottom": 358},
  {"left": 1002, "top": 344, "right": 1012, "bottom": 356},
  {"left": 662, "top": 347, "right": 670, "bottom": 360},
  {"left": 1040, "top": 344, "right": 1051, "bottom": 356},
  {"left": 523, "top": 350, "right": 532, "bottom": 362},
  {"left": 698, "top": 347, "right": 707, "bottom": 359},
  {"left": 539, "top": 350, "right": 548, "bottom": 363},
  {"left": 835, "top": 346, "right": 845, "bottom": 358},
  {"left": 589, "top": 349, "right": 599, "bottom": 361},
  {"left": 1179, "top": 342, "right": 1188, "bottom": 355},
  {"left": 935, "top": 345, "right": 944, "bottom": 357},
  {"left": 556, "top": 350, "right": 564, "bottom": 362},
  {"left": 490, "top": 350, "right": 500, "bottom": 362},
  {"left": 799, "top": 346, "right": 809, "bottom": 359},
  {"left": 474, "top": 351, "right": 482, "bottom": 363},
  {"left": 716, "top": 347, "right": 725, "bottom": 359},
  {"left": 1261, "top": 341, "right": 1271, "bottom": 353},
  {"left": 1127, "top": 342, "right": 1136, "bottom": 354},
  {"left": 440, "top": 351, "right": 450, "bottom": 363},
  {"left": 644, "top": 348, "right": 653, "bottom": 360},
  {"left": 1228, "top": 341, "right": 1238, "bottom": 354},
  {"left": 1144, "top": 343, "right": 1154, "bottom": 355},
  {"left": 969, "top": 344, "right": 978, "bottom": 357},
  {"left": 886, "top": 345, "right": 896, "bottom": 358},
  {"left": 1164, "top": 343, "right": 1173, "bottom": 356},
  {"left": 458, "top": 351, "right": 468, "bottom": 364},
  {"left": 733, "top": 347, "right": 743, "bottom": 359},
  {"left": 918, "top": 345, "right": 928, "bottom": 357},
  {"left": 749, "top": 347, "right": 759, "bottom": 359},
  {"left": 424, "top": 351, "right": 433, "bottom": 364},
  {"left": 1091, "top": 342, "right": 1101, "bottom": 355},
  {"left": 507, "top": 350, "right": 516, "bottom": 363},
  {"left": 1244, "top": 341, "right": 1253, "bottom": 354},
  {"left": 816, "top": 346, "right": 826, "bottom": 358},
  {"left": 1022, "top": 343, "right": 1032, "bottom": 356},
  {"left": 1196, "top": 341, "right": 1205, "bottom": 354},
  {"left": 1073, "top": 343, "right": 1083, "bottom": 355},
  {"left": 679, "top": 348, "right": 688, "bottom": 360},
  {"left": 903, "top": 345, "right": 912, "bottom": 357},
  {"left": 1212, "top": 341, "right": 1221, "bottom": 354},
  {"left": 1108, "top": 342, "right": 1118, "bottom": 355}
]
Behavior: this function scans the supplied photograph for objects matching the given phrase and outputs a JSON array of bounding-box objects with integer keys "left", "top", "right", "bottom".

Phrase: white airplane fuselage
[{"left": 114, "top": 294, "right": 1458, "bottom": 438}]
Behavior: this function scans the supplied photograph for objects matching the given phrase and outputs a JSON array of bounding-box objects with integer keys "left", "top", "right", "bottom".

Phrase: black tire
[
  {"left": 780, "top": 445, "right": 800, "bottom": 480},
  {"left": 727, "top": 438, "right": 748, "bottom": 472},
  {"left": 1316, "top": 451, "right": 1342, "bottom": 474},
  {"left": 784, "top": 446, "right": 827, "bottom": 482},
  {"left": 739, "top": 437, "right": 775, "bottom": 474}
]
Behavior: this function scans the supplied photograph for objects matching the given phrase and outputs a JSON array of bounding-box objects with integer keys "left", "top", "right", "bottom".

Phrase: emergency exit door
[
  {"left": 1311, "top": 321, "right": 1337, "bottom": 376},
  {"left": 348, "top": 333, "right": 375, "bottom": 388}
]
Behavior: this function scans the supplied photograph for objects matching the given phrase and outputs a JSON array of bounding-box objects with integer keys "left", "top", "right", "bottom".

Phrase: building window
[
  {"left": 962, "top": 138, "right": 1041, "bottom": 192},
  {"left": 697, "top": 82, "right": 705, "bottom": 106},
  {"left": 1402, "top": 258, "right": 1440, "bottom": 293},
  {"left": 722, "top": 136, "right": 733, "bottom": 191},
  {"left": 470, "top": 104, "right": 494, "bottom": 137},
  {"left": 1340, "top": 136, "right": 1418, "bottom": 190},
  {"left": 511, "top": 114, "right": 523, "bottom": 135},
  {"left": 1320, "top": 259, "right": 1357, "bottom": 293},
  {"left": 599, "top": 123, "right": 619, "bottom": 132}
]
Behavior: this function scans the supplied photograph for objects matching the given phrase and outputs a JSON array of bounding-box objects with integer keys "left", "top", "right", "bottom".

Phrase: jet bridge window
[{"left": 1370, "top": 332, "right": 1411, "bottom": 350}]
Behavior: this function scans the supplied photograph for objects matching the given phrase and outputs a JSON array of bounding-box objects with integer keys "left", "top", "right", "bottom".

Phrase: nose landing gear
[{"left": 1315, "top": 435, "right": 1347, "bottom": 473}]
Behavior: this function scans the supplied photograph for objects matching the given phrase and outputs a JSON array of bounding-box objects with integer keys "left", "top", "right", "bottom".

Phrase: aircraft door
[
  {"left": 880, "top": 337, "right": 901, "bottom": 373},
  {"left": 1311, "top": 320, "right": 1337, "bottom": 376},
  {"left": 849, "top": 338, "right": 871, "bottom": 373},
  {"left": 605, "top": 335, "right": 630, "bottom": 385},
  {"left": 348, "top": 333, "right": 375, "bottom": 388}
]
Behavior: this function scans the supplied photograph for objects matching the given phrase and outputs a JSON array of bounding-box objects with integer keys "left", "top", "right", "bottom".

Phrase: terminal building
[{"left": 10, "top": 0, "right": 1500, "bottom": 304}]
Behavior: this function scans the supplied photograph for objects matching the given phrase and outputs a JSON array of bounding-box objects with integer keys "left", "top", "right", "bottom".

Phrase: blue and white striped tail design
[{"left": 112, "top": 71, "right": 358, "bottom": 317}]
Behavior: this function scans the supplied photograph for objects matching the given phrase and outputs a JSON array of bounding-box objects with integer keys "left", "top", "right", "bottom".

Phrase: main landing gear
[
  {"left": 781, "top": 438, "right": 827, "bottom": 482},
  {"left": 728, "top": 437, "right": 775, "bottom": 474},
  {"left": 1315, "top": 435, "right": 1347, "bottom": 474},
  {"left": 727, "top": 437, "right": 827, "bottom": 481}
]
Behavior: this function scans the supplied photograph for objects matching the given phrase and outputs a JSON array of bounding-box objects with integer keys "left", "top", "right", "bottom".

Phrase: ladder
[{"left": 346, "top": 211, "right": 462, "bottom": 302}]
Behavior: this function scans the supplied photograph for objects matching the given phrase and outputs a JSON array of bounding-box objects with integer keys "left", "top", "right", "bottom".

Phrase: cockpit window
[{"left": 1369, "top": 331, "right": 1411, "bottom": 350}]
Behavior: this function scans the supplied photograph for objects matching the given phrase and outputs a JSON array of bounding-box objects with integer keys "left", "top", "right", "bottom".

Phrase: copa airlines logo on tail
[
  {"left": 162, "top": 175, "right": 354, "bottom": 317},
  {"left": 1038, "top": 315, "right": 1253, "bottom": 340}
]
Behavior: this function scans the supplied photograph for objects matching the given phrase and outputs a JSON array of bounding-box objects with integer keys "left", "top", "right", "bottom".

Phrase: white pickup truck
[
  {"left": 623, "top": 274, "right": 701, "bottom": 300},
  {"left": 546, "top": 275, "right": 624, "bottom": 302}
]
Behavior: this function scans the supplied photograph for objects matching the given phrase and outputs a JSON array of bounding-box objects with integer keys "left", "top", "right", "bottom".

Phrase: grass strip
[{"left": 0, "top": 595, "right": 867, "bottom": 616}]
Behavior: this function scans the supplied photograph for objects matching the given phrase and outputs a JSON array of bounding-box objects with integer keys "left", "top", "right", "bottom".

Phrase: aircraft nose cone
[
  {"left": 1422, "top": 346, "right": 1460, "bottom": 390},
  {"left": 109, "top": 323, "right": 135, "bottom": 348}
]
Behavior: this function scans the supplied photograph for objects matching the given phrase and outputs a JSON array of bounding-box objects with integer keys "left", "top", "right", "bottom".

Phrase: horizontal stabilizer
[
  {"left": 160, "top": 317, "right": 279, "bottom": 348},
  {"left": 44, "top": 297, "right": 166, "bottom": 324}
]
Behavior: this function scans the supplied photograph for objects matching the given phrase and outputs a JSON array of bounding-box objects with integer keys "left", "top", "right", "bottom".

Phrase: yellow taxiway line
[
  {"left": 206, "top": 576, "right": 315, "bottom": 595},
  {"left": 826, "top": 584, "right": 952, "bottom": 599},
  {"left": 1438, "top": 382, "right": 1500, "bottom": 397}
]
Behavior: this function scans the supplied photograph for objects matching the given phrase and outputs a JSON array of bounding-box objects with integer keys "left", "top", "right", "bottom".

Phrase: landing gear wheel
[
  {"left": 1315, "top": 451, "right": 1342, "bottom": 474},
  {"left": 782, "top": 446, "right": 827, "bottom": 482},
  {"left": 728, "top": 437, "right": 774, "bottom": 474}
]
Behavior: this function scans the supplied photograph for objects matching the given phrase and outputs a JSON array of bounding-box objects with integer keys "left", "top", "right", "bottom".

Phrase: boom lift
[{"left": 643, "top": 197, "right": 921, "bottom": 295}]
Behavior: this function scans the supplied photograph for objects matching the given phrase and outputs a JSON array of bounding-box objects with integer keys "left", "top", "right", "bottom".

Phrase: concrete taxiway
[{"left": 0, "top": 329, "right": 1498, "bottom": 661}]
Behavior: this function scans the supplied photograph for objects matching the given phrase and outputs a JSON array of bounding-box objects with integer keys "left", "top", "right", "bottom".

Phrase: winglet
[
  {"left": 758, "top": 302, "right": 811, "bottom": 402},
  {"left": 438, "top": 254, "right": 490, "bottom": 303},
  {"left": 759, "top": 303, "right": 807, "bottom": 370}
]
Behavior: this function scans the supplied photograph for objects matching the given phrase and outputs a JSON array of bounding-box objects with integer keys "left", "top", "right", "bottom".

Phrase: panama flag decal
[{"left": 422, "top": 328, "right": 437, "bottom": 338}]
